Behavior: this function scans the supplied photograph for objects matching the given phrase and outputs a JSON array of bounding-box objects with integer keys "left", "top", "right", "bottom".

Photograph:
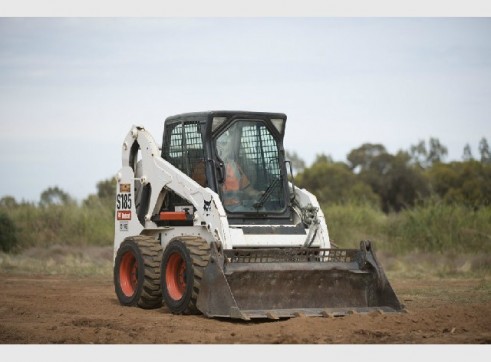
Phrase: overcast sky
[{"left": 1, "top": 17, "right": 490, "bottom": 202}]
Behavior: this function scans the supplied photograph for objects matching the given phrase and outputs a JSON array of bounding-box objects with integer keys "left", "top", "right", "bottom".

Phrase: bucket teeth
[
  {"left": 266, "top": 311, "right": 279, "bottom": 320},
  {"left": 229, "top": 307, "right": 250, "bottom": 321},
  {"left": 321, "top": 310, "right": 334, "bottom": 318}
]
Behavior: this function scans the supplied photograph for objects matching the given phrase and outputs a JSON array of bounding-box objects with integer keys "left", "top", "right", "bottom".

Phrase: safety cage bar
[{"left": 224, "top": 248, "right": 360, "bottom": 264}]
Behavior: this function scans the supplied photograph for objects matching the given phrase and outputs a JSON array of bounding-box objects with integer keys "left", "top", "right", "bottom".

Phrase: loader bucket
[{"left": 196, "top": 241, "right": 403, "bottom": 320}]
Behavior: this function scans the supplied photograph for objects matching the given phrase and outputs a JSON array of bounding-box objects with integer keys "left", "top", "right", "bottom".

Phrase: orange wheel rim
[
  {"left": 166, "top": 252, "right": 186, "bottom": 301},
  {"left": 120, "top": 251, "right": 138, "bottom": 297}
]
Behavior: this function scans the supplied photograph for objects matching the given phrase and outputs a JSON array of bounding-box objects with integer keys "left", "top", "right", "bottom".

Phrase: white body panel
[{"left": 229, "top": 227, "right": 309, "bottom": 247}]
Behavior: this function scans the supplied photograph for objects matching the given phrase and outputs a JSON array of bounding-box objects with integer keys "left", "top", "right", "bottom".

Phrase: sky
[{"left": 0, "top": 17, "right": 490, "bottom": 202}]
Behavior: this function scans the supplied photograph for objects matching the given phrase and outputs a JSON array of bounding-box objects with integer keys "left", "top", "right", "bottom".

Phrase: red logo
[{"left": 117, "top": 210, "right": 131, "bottom": 220}]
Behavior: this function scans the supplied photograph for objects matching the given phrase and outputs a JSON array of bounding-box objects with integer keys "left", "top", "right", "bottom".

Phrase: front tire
[
  {"left": 161, "top": 237, "right": 210, "bottom": 314},
  {"left": 114, "top": 235, "right": 163, "bottom": 309}
]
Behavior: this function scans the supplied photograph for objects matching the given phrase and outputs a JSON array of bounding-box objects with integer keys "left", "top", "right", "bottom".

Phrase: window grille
[{"left": 162, "top": 122, "right": 205, "bottom": 181}]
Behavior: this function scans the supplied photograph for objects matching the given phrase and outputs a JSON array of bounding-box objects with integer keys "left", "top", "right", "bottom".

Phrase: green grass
[
  {"left": 2, "top": 200, "right": 114, "bottom": 251},
  {"left": 323, "top": 202, "right": 388, "bottom": 248},
  {"left": 0, "top": 245, "right": 113, "bottom": 276},
  {"left": 323, "top": 201, "right": 491, "bottom": 254},
  {"left": 385, "top": 202, "right": 491, "bottom": 253},
  {"left": 1, "top": 198, "right": 490, "bottom": 278},
  {"left": 379, "top": 251, "right": 491, "bottom": 279},
  {"left": 322, "top": 201, "right": 491, "bottom": 279}
]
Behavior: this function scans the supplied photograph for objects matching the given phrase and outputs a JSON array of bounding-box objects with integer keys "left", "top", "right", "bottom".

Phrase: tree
[
  {"left": 285, "top": 150, "right": 306, "bottom": 175},
  {"left": 462, "top": 143, "right": 473, "bottom": 161},
  {"left": 313, "top": 153, "right": 334, "bottom": 165},
  {"left": 409, "top": 140, "right": 428, "bottom": 168},
  {"left": 428, "top": 160, "right": 491, "bottom": 208},
  {"left": 348, "top": 144, "right": 430, "bottom": 212},
  {"left": 83, "top": 177, "right": 117, "bottom": 209},
  {"left": 427, "top": 137, "right": 448, "bottom": 165},
  {"left": 96, "top": 177, "right": 117, "bottom": 200},
  {"left": 347, "top": 143, "right": 387, "bottom": 172},
  {"left": 478, "top": 137, "right": 491, "bottom": 164},
  {"left": 363, "top": 151, "right": 430, "bottom": 212},
  {"left": 296, "top": 157, "right": 379, "bottom": 206},
  {"left": 0, "top": 196, "right": 18, "bottom": 209},
  {"left": 39, "top": 186, "right": 75, "bottom": 207},
  {"left": 409, "top": 137, "right": 448, "bottom": 168}
]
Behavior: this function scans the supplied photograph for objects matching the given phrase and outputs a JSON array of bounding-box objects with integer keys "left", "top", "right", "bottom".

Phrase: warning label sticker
[
  {"left": 119, "top": 221, "right": 129, "bottom": 232},
  {"left": 120, "top": 183, "right": 131, "bottom": 193}
]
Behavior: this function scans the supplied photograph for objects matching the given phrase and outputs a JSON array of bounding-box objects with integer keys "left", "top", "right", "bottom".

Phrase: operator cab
[{"left": 161, "top": 111, "right": 293, "bottom": 224}]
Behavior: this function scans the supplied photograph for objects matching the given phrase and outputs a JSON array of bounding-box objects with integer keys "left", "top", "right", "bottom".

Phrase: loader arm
[{"left": 115, "top": 125, "right": 233, "bottom": 250}]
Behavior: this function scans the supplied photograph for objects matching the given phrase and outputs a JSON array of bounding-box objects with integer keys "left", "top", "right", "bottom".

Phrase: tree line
[
  {"left": 1, "top": 136, "right": 489, "bottom": 253},
  {"left": 291, "top": 137, "right": 491, "bottom": 212}
]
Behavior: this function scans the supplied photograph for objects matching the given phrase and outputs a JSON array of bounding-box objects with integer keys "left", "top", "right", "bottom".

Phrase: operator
[{"left": 216, "top": 132, "right": 260, "bottom": 208}]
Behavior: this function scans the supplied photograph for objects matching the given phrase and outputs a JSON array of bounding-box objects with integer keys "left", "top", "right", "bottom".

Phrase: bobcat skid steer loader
[{"left": 113, "top": 111, "right": 402, "bottom": 320}]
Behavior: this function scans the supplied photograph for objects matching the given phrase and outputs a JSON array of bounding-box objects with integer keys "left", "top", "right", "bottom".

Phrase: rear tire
[
  {"left": 114, "top": 235, "right": 163, "bottom": 309},
  {"left": 161, "top": 237, "right": 210, "bottom": 314}
]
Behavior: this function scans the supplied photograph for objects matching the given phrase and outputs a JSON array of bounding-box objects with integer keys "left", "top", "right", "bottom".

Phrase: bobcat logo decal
[{"left": 203, "top": 198, "right": 212, "bottom": 212}]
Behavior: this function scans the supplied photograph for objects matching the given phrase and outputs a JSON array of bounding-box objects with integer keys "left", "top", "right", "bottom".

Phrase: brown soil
[{"left": 0, "top": 274, "right": 490, "bottom": 344}]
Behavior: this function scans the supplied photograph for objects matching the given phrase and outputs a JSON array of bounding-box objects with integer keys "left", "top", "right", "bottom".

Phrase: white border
[
  {"left": 1, "top": 0, "right": 491, "bottom": 17},
  {"left": 1, "top": 345, "right": 488, "bottom": 362}
]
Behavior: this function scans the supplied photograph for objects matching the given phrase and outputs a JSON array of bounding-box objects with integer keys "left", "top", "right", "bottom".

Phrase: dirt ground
[{"left": 0, "top": 273, "right": 490, "bottom": 344}]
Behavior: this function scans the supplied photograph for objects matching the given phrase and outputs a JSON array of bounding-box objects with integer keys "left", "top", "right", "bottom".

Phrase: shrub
[
  {"left": 0, "top": 211, "right": 17, "bottom": 252},
  {"left": 322, "top": 200, "right": 491, "bottom": 254},
  {"left": 322, "top": 202, "right": 387, "bottom": 248},
  {"left": 386, "top": 201, "right": 491, "bottom": 253}
]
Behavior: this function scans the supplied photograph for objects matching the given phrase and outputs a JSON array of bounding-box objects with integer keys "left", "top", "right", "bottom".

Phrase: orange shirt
[{"left": 223, "top": 161, "right": 250, "bottom": 191}]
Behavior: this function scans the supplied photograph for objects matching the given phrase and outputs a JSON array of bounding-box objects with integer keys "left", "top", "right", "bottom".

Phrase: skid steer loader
[{"left": 113, "top": 111, "right": 402, "bottom": 320}]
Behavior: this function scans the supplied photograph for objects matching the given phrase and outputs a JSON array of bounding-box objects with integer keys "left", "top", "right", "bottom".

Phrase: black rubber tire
[
  {"left": 114, "top": 235, "right": 163, "bottom": 309},
  {"left": 160, "top": 236, "right": 210, "bottom": 315}
]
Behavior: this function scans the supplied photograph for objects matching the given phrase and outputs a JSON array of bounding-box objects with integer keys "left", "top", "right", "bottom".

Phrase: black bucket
[{"left": 196, "top": 241, "right": 403, "bottom": 320}]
